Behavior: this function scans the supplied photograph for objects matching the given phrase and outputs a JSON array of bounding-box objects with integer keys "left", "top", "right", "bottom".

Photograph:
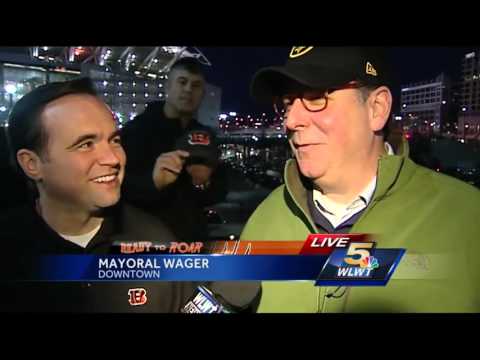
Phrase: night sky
[{"left": 199, "top": 47, "right": 477, "bottom": 115}]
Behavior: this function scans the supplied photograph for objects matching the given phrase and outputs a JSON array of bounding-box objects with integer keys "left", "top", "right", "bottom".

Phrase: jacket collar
[{"left": 284, "top": 139, "right": 414, "bottom": 228}]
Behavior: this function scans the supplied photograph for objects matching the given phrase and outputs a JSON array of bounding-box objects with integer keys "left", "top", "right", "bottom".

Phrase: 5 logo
[{"left": 344, "top": 242, "right": 379, "bottom": 270}]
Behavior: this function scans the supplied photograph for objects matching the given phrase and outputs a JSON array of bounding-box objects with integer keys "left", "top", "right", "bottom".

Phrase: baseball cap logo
[
  {"left": 366, "top": 62, "right": 378, "bottom": 76},
  {"left": 289, "top": 47, "right": 314, "bottom": 59},
  {"left": 188, "top": 132, "right": 211, "bottom": 146}
]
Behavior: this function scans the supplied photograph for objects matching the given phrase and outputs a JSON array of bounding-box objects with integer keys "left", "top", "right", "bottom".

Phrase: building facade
[
  {"left": 400, "top": 73, "right": 451, "bottom": 135},
  {"left": 458, "top": 50, "right": 480, "bottom": 140},
  {"left": 0, "top": 47, "right": 221, "bottom": 129}
]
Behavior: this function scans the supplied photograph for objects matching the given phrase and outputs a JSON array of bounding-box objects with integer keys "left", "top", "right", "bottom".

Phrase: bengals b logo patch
[
  {"left": 128, "top": 288, "right": 147, "bottom": 306},
  {"left": 188, "top": 131, "right": 211, "bottom": 146}
]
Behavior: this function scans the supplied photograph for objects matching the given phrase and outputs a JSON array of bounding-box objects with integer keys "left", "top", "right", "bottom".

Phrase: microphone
[{"left": 181, "top": 281, "right": 261, "bottom": 313}]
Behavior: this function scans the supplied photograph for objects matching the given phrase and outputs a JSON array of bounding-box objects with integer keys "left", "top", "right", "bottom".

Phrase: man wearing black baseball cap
[{"left": 241, "top": 47, "right": 480, "bottom": 313}]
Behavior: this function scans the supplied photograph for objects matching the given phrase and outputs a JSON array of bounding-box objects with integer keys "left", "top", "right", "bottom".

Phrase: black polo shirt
[{"left": 0, "top": 202, "right": 202, "bottom": 313}]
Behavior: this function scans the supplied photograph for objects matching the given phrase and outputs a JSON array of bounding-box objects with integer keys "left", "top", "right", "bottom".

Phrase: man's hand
[
  {"left": 186, "top": 164, "right": 214, "bottom": 187},
  {"left": 152, "top": 150, "right": 190, "bottom": 190}
]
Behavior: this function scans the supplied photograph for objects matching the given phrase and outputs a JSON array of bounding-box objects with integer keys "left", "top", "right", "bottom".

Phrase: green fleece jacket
[{"left": 241, "top": 141, "right": 480, "bottom": 312}]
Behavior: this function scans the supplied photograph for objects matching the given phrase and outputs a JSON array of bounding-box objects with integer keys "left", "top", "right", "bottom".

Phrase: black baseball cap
[
  {"left": 251, "top": 46, "right": 391, "bottom": 102},
  {"left": 175, "top": 129, "right": 219, "bottom": 167}
]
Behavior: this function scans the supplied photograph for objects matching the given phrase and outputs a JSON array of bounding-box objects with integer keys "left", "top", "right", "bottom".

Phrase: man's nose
[
  {"left": 285, "top": 99, "right": 310, "bottom": 131},
  {"left": 97, "top": 143, "right": 122, "bottom": 166}
]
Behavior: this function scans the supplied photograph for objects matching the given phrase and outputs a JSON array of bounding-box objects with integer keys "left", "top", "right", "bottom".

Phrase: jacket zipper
[{"left": 283, "top": 184, "right": 330, "bottom": 313}]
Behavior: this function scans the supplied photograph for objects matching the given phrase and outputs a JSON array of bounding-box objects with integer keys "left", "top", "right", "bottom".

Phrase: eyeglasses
[{"left": 273, "top": 82, "right": 365, "bottom": 117}]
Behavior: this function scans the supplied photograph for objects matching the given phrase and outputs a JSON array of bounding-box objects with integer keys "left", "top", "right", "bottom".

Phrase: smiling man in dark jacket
[{"left": 0, "top": 78, "right": 202, "bottom": 313}]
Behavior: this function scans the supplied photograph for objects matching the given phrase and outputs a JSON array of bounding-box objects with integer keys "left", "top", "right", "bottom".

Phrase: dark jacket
[
  {"left": 121, "top": 101, "right": 227, "bottom": 242},
  {"left": 0, "top": 202, "right": 202, "bottom": 313}
]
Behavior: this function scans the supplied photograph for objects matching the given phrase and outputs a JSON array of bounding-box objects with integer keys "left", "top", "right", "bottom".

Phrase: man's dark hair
[
  {"left": 6, "top": 77, "right": 98, "bottom": 190},
  {"left": 169, "top": 57, "right": 204, "bottom": 76}
]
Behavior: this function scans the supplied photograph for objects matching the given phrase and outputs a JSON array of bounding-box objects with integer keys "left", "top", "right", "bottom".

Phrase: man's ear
[
  {"left": 368, "top": 86, "right": 392, "bottom": 132},
  {"left": 16, "top": 149, "right": 43, "bottom": 181}
]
